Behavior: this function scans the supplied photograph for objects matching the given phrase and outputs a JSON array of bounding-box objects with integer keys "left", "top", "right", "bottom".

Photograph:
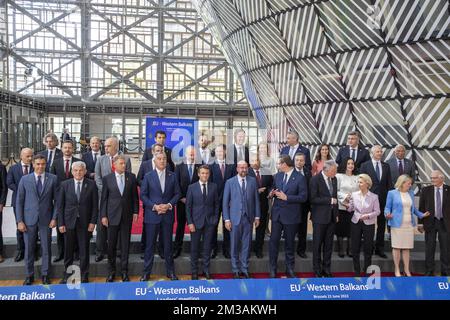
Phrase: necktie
[
  {"left": 76, "top": 181, "right": 81, "bottom": 202},
  {"left": 65, "top": 159, "right": 70, "bottom": 178},
  {"left": 47, "top": 150, "right": 53, "bottom": 171},
  {"left": 118, "top": 175, "right": 124, "bottom": 195},
  {"left": 375, "top": 162, "right": 381, "bottom": 181},
  {"left": 111, "top": 157, "right": 115, "bottom": 173},
  {"left": 202, "top": 183, "right": 207, "bottom": 203},
  {"left": 435, "top": 188, "right": 442, "bottom": 220},
  {"left": 328, "top": 177, "right": 334, "bottom": 196},
  {"left": 36, "top": 175, "right": 43, "bottom": 196},
  {"left": 351, "top": 148, "right": 356, "bottom": 161},
  {"left": 256, "top": 170, "right": 261, "bottom": 187},
  {"left": 238, "top": 147, "right": 244, "bottom": 161},
  {"left": 23, "top": 165, "right": 29, "bottom": 175},
  {"left": 398, "top": 160, "right": 404, "bottom": 175},
  {"left": 159, "top": 171, "right": 165, "bottom": 193},
  {"left": 188, "top": 164, "right": 193, "bottom": 181},
  {"left": 300, "top": 169, "right": 304, "bottom": 176},
  {"left": 281, "top": 173, "right": 288, "bottom": 190},
  {"left": 241, "top": 178, "right": 247, "bottom": 215},
  {"left": 220, "top": 163, "right": 225, "bottom": 179},
  {"left": 289, "top": 147, "right": 295, "bottom": 160},
  {"left": 93, "top": 152, "right": 98, "bottom": 165}
]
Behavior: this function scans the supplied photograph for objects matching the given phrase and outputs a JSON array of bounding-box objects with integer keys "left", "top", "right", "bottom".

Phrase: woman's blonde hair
[
  {"left": 357, "top": 174, "right": 373, "bottom": 189},
  {"left": 395, "top": 174, "right": 412, "bottom": 190}
]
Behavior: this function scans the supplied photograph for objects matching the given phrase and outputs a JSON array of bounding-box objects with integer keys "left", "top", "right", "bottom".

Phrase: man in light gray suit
[
  {"left": 386, "top": 144, "right": 415, "bottom": 186},
  {"left": 222, "top": 160, "right": 260, "bottom": 279},
  {"left": 94, "top": 136, "right": 132, "bottom": 262},
  {"left": 16, "top": 154, "right": 59, "bottom": 285}
]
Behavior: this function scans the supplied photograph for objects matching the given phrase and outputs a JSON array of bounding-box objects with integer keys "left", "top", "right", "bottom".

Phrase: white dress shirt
[
  {"left": 115, "top": 172, "right": 125, "bottom": 195},
  {"left": 199, "top": 181, "right": 208, "bottom": 196},
  {"left": 289, "top": 144, "right": 299, "bottom": 159},
  {"left": 34, "top": 172, "right": 45, "bottom": 182}
]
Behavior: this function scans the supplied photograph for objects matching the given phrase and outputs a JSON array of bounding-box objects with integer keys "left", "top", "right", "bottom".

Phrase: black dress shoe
[
  {"left": 211, "top": 249, "right": 217, "bottom": 259},
  {"left": 223, "top": 252, "right": 231, "bottom": 259},
  {"left": 375, "top": 250, "right": 387, "bottom": 259},
  {"left": 354, "top": 272, "right": 362, "bottom": 277},
  {"left": 297, "top": 252, "right": 307, "bottom": 258},
  {"left": 74, "top": 254, "right": 80, "bottom": 262},
  {"left": 59, "top": 274, "right": 68, "bottom": 284},
  {"left": 424, "top": 271, "right": 434, "bottom": 276},
  {"left": 322, "top": 271, "right": 333, "bottom": 278},
  {"left": 256, "top": 251, "right": 263, "bottom": 259},
  {"left": 314, "top": 271, "right": 323, "bottom": 278},
  {"left": 53, "top": 255, "right": 64, "bottom": 263},
  {"left": 441, "top": 272, "right": 448, "bottom": 277},
  {"left": 23, "top": 276, "right": 34, "bottom": 286},
  {"left": 192, "top": 274, "right": 198, "bottom": 280},
  {"left": 158, "top": 252, "right": 165, "bottom": 260},
  {"left": 106, "top": 273, "right": 115, "bottom": 282},
  {"left": 168, "top": 274, "right": 179, "bottom": 281},
  {"left": 172, "top": 248, "right": 181, "bottom": 259},
  {"left": 242, "top": 272, "right": 251, "bottom": 279},
  {"left": 122, "top": 273, "right": 130, "bottom": 282},
  {"left": 233, "top": 272, "right": 240, "bottom": 279},
  {"left": 286, "top": 270, "right": 296, "bottom": 278},
  {"left": 42, "top": 276, "right": 51, "bottom": 285},
  {"left": 140, "top": 274, "right": 151, "bottom": 282},
  {"left": 204, "top": 272, "right": 211, "bottom": 280},
  {"left": 269, "top": 271, "right": 276, "bottom": 278},
  {"left": 140, "top": 253, "right": 145, "bottom": 260},
  {"left": 95, "top": 254, "right": 104, "bottom": 262},
  {"left": 15, "top": 252, "right": 24, "bottom": 262},
  {"left": 81, "top": 276, "right": 89, "bottom": 283}
]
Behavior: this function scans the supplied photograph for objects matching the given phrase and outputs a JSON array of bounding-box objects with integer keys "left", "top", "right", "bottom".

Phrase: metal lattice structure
[{"left": 193, "top": 0, "right": 450, "bottom": 183}]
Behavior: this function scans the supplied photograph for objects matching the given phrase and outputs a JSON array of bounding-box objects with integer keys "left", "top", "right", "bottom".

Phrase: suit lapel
[
  {"left": 41, "top": 175, "right": 50, "bottom": 197},
  {"left": 320, "top": 174, "right": 332, "bottom": 196}
]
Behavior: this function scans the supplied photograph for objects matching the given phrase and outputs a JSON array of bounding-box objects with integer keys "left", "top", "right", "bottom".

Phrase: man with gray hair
[
  {"left": 386, "top": 144, "right": 415, "bottom": 186},
  {"left": 360, "top": 145, "right": 393, "bottom": 258},
  {"left": 57, "top": 161, "right": 98, "bottom": 284},
  {"left": 310, "top": 160, "right": 339, "bottom": 277},
  {"left": 94, "top": 136, "right": 132, "bottom": 262},
  {"left": 418, "top": 170, "right": 449, "bottom": 276},
  {"left": 280, "top": 131, "right": 312, "bottom": 172}
]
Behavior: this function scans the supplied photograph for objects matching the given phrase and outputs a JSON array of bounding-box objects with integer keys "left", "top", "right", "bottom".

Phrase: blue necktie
[
  {"left": 118, "top": 175, "right": 124, "bottom": 195},
  {"left": 188, "top": 164, "right": 193, "bottom": 181},
  {"left": 375, "top": 162, "right": 381, "bottom": 181},
  {"left": 36, "top": 175, "right": 43, "bottom": 196},
  {"left": 241, "top": 179, "right": 247, "bottom": 215},
  {"left": 46, "top": 150, "right": 53, "bottom": 171},
  {"left": 351, "top": 148, "right": 356, "bottom": 161},
  {"left": 435, "top": 188, "right": 442, "bottom": 220},
  {"left": 76, "top": 181, "right": 81, "bottom": 202},
  {"left": 281, "top": 173, "right": 288, "bottom": 191}
]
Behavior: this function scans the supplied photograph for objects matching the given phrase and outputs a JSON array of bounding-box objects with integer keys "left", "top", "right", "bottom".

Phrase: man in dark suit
[
  {"left": 142, "top": 130, "right": 175, "bottom": 171},
  {"left": 280, "top": 131, "right": 312, "bottom": 172},
  {"left": 173, "top": 146, "right": 200, "bottom": 258},
  {"left": 223, "top": 161, "right": 261, "bottom": 278},
  {"left": 100, "top": 155, "right": 139, "bottom": 282},
  {"left": 386, "top": 144, "right": 415, "bottom": 186},
  {"left": 140, "top": 152, "right": 181, "bottom": 281},
  {"left": 248, "top": 158, "right": 273, "bottom": 258},
  {"left": 16, "top": 154, "right": 59, "bottom": 285},
  {"left": 0, "top": 159, "right": 7, "bottom": 263},
  {"left": 6, "top": 148, "right": 34, "bottom": 262},
  {"left": 418, "top": 170, "right": 449, "bottom": 276},
  {"left": 294, "top": 152, "right": 312, "bottom": 258},
  {"left": 57, "top": 162, "right": 98, "bottom": 284},
  {"left": 186, "top": 165, "right": 219, "bottom": 279},
  {"left": 232, "top": 128, "right": 250, "bottom": 165},
  {"left": 268, "top": 155, "right": 308, "bottom": 278},
  {"left": 335, "top": 131, "right": 370, "bottom": 172},
  {"left": 360, "top": 145, "right": 393, "bottom": 258},
  {"left": 209, "top": 144, "right": 236, "bottom": 258},
  {"left": 81, "top": 136, "right": 103, "bottom": 180},
  {"left": 50, "top": 140, "right": 82, "bottom": 263},
  {"left": 61, "top": 128, "right": 71, "bottom": 142},
  {"left": 38, "top": 133, "right": 63, "bottom": 172},
  {"left": 310, "top": 160, "right": 339, "bottom": 278}
]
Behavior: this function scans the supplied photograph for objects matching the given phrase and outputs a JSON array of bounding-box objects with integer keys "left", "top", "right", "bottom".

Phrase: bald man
[{"left": 7, "top": 148, "right": 34, "bottom": 262}]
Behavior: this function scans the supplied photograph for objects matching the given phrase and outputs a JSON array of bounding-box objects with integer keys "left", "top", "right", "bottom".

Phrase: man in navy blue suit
[
  {"left": 7, "top": 148, "right": 34, "bottom": 262},
  {"left": 335, "top": 131, "right": 370, "bottom": 172},
  {"left": 140, "top": 152, "right": 181, "bottom": 281},
  {"left": 38, "top": 133, "right": 63, "bottom": 172},
  {"left": 209, "top": 144, "right": 236, "bottom": 258},
  {"left": 279, "top": 131, "right": 312, "bottom": 172},
  {"left": 223, "top": 161, "right": 260, "bottom": 279},
  {"left": 141, "top": 130, "right": 175, "bottom": 171},
  {"left": 81, "top": 136, "right": 103, "bottom": 180},
  {"left": 186, "top": 165, "right": 219, "bottom": 280},
  {"left": 268, "top": 155, "right": 308, "bottom": 278}
]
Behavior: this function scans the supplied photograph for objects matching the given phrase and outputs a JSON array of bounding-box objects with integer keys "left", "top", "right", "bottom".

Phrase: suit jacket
[
  {"left": 142, "top": 147, "right": 175, "bottom": 171},
  {"left": 335, "top": 146, "right": 371, "bottom": 171},
  {"left": 209, "top": 162, "right": 236, "bottom": 203},
  {"left": 7, "top": 163, "right": 34, "bottom": 210},
  {"left": 196, "top": 147, "right": 215, "bottom": 165},
  {"left": 16, "top": 173, "right": 59, "bottom": 227},
  {"left": 384, "top": 189, "right": 424, "bottom": 228},
  {"left": 359, "top": 160, "right": 393, "bottom": 207},
  {"left": 0, "top": 164, "right": 7, "bottom": 207},
  {"left": 137, "top": 159, "right": 155, "bottom": 186},
  {"left": 248, "top": 167, "right": 273, "bottom": 206},
  {"left": 280, "top": 145, "right": 312, "bottom": 171},
  {"left": 100, "top": 172, "right": 139, "bottom": 226},
  {"left": 347, "top": 191, "right": 380, "bottom": 225},
  {"left": 232, "top": 145, "right": 250, "bottom": 165},
  {"left": 94, "top": 152, "right": 132, "bottom": 194},
  {"left": 295, "top": 167, "right": 312, "bottom": 211},
  {"left": 271, "top": 170, "right": 308, "bottom": 224},
  {"left": 50, "top": 156, "right": 82, "bottom": 183},
  {"left": 81, "top": 150, "right": 104, "bottom": 179},
  {"left": 419, "top": 185, "right": 450, "bottom": 233},
  {"left": 222, "top": 175, "right": 261, "bottom": 226},
  {"left": 175, "top": 162, "right": 201, "bottom": 198},
  {"left": 386, "top": 157, "right": 415, "bottom": 186},
  {"left": 38, "top": 148, "right": 63, "bottom": 172},
  {"left": 57, "top": 178, "right": 98, "bottom": 229},
  {"left": 186, "top": 182, "right": 220, "bottom": 229},
  {"left": 140, "top": 169, "right": 181, "bottom": 224},
  {"left": 309, "top": 172, "right": 339, "bottom": 224}
]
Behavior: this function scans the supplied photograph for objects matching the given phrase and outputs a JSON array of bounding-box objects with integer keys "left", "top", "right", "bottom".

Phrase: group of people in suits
[{"left": 0, "top": 128, "right": 449, "bottom": 285}]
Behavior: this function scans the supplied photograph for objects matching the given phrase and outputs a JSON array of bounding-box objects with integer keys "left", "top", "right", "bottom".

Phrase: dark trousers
[
  {"left": 269, "top": 220, "right": 298, "bottom": 272},
  {"left": 143, "top": 222, "right": 175, "bottom": 275},
  {"left": 351, "top": 221, "right": 375, "bottom": 274},
  {"left": 212, "top": 210, "right": 230, "bottom": 254},
  {"left": 56, "top": 227, "right": 64, "bottom": 257},
  {"left": 190, "top": 224, "right": 215, "bottom": 275},
  {"left": 297, "top": 208, "right": 310, "bottom": 253},
  {"left": 96, "top": 215, "right": 107, "bottom": 255},
  {"left": 13, "top": 208, "right": 25, "bottom": 253},
  {"left": 24, "top": 224, "right": 52, "bottom": 277},
  {"left": 0, "top": 211, "right": 3, "bottom": 255},
  {"left": 425, "top": 219, "right": 449, "bottom": 274},
  {"left": 254, "top": 202, "right": 269, "bottom": 254},
  {"left": 313, "top": 222, "right": 335, "bottom": 273},
  {"left": 375, "top": 203, "right": 386, "bottom": 252},
  {"left": 107, "top": 222, "right": 132, "bottom": 274},
  {"left": 64, "top": 219, "right": 91, "bottom": 277},
  {"left": 174, "top": 201, "right": 187, "bottom": 251}
]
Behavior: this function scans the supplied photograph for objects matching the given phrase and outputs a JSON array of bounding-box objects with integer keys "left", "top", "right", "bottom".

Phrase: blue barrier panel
[{"left": 0, "top": 277, "right": 449, "bottom": 300}]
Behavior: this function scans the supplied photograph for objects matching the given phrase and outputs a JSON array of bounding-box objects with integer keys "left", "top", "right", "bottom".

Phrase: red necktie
[
  {"left": 23, "top": 165, "right": 29, "bottom": 175},
  {"left": 111, "top": 157, "right": 116, "bottom": 173},
  {"left": 65, "top": 159, "right": 70, "bottom": 178},
  {"left": 220, "top": 163, "right": 225, "bottom": 179}
]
